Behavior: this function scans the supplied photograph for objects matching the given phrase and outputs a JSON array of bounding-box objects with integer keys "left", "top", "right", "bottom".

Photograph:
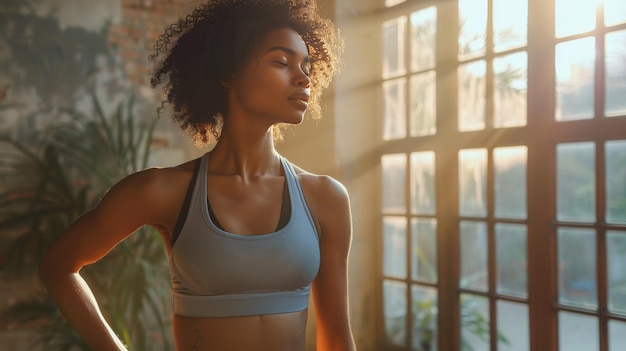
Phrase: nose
[{"left": 295, "top": 69, "right": 311, "bottom": 88}]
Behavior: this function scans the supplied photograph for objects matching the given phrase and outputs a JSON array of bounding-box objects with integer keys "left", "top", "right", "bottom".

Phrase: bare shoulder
[
  {"left": 96, "top": 158, "right": 199, "bottom": 229},
  {"left": 290, "top": 163, "right": 349, "bottom": 203},
  {"left": 109, "top": 159, "right": 196, "bottom": 200},
  {"left": 289, "top": 163, "right": 351, "bottom": 241}
]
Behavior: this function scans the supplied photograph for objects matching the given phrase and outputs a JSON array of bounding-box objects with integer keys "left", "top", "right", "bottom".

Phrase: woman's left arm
[{"left": 311, "top": 176, "right": 356, "bottom": 351}]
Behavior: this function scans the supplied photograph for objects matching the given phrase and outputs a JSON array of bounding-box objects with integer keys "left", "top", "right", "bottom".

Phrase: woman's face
[{"left": 228, "top": 27, "right": 311, "bottom": 126}]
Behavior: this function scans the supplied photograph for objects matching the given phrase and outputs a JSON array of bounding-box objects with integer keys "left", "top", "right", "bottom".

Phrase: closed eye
[{"left": 275, "top": 60, "right": 310, "bottom": 77}]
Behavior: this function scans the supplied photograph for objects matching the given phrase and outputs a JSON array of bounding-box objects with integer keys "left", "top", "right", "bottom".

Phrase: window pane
[
  {"left": 605, "top": 30, "right": 626, "bottom": 117},
  {"left": 460, "top": 294, "right": 490, "bottom": 350},
  {"left": 555, "top": 38, "right": 595, "bottom": 121},
  {"left": 557, "top": 142, "right": 596, "bottom": 222},
  {"left": 498, "top": 300, "right": 529, "bottom": 351},
  {"left": 458, "top": 0, "right": 487, "bottom": 59},
  {"left": 494, "top": 146, "right": 528, "bottom": 219},
  {"left": 383, "top": 78, "right": 407, "bottom": 140},
  {"left": 384, "top": 217, "right": 407, "bottom": 279},
  {"left": 558, "top": 228, "right": 597, "bottom": 309},
  {"left": 609, "top": 320, "right": 626, "bottom": 351},
  {"left": 559, "top": 312, "right": 598, "bottom": 351},
  {"left": 384, "top": 280, "right": 407, "bottom": 347},
  {"left": 605, "top": 0, "right": 626, "bottom": 26},
  {"left": 459, "top": 148, "right": 487, "bottom": 217},
  {"left": 493, "top": 0, "right": 528, "bottom": 52},
  {"left": 386, "top": 0, "right": 406, "bottom": 7},
  {"left": 496, "top": 224, "right": 528, "bottom": 297},
  {"left": 606, "top": 140, "right": 626, "bottom": 224},
  {"left": 382, "top": 153, "right": 407, "bottom": 213},
  {"left": 494, "top": 52, "right": 528, "bottom": 128},
  {"left": 383, "top": 17, "right": 407, "bottom": 78},
  {"left": 555, "top": 0, "right": 596, "bottom": 38},
  {"left": 459, "top": 60, "right": 487, "bottom": 131},
  {"left": 607, "top": 231, "right": 626, "bottom": 315},
  {"left": 412, "top": 285, "right": 438, "bottom": 351},
  {"left": 460, "top": 221, "right": 488, "bottom": 291},
  {"left": 410, "top": 72, "right": 437, "bottom": 136},
  {"left": 412, "top": 218, "right": 437, "bottom": 283},
  {"left": 410, "top": 6, "right": 437, "bottom": 71},
  {"left": 410, "top": 151, "right": 436, "bottom": 215}
]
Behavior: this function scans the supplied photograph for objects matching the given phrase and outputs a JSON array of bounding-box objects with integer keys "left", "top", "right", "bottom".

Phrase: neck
[{"left": 208, "top": 122, "right": 281, "bottom": 180}]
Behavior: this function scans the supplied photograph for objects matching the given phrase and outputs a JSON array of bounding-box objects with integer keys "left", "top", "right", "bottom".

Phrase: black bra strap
[
  {"left": 171, "top": 159, "right": 201, "bottom": 247},
  {"left": 276, "top": 182, "right": 291, "bottom": 229}
]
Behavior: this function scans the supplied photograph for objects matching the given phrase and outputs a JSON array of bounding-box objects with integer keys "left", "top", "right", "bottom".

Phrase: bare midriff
[{"left": 172, "top": 309, "right": 308, "bottom": 351}]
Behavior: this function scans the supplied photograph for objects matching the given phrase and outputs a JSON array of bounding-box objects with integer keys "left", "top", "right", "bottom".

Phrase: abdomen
[{"left": 172, "top": 309, "right": 308, "bottom": 351}]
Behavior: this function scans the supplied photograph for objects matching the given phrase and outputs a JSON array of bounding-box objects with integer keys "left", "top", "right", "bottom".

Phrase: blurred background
[{"left": 1, "top": 0, "right": 625, "bottom": 350}]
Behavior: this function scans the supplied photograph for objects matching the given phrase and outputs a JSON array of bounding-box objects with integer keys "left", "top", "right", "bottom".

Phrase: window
[{"left": 379, "top": 0, "right": 626, "bottom": 350}]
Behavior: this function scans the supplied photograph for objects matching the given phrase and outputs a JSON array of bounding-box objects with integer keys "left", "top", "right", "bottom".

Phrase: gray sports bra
[{"left": 168, "top": 152, "right": 320, "bottom": 318}]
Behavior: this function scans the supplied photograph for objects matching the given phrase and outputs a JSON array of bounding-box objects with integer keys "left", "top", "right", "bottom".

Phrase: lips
[{"left": 288, "top": 92, "right": 310, "bottom": 103}]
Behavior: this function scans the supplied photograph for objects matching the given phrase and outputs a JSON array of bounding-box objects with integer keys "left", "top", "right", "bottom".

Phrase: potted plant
[{"left": 0, "top": 96, "right": 173, "bottom": 350}]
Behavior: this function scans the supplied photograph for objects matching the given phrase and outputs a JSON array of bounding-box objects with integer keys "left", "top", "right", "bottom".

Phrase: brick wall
[
  {"left": 109, "top": 0, "right": 202, "bottom": 164},
  {"left": 109, "top": 0, "right": 198, "bottom": 89}
]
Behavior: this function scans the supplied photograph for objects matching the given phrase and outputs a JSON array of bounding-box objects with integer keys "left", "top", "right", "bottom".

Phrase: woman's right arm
[{"left": 39, "top": 168, "right": 170, "bottom": 351}]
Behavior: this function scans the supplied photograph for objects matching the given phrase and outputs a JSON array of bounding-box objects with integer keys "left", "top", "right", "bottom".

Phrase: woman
[{"left": 39, "top": 0, "right": 355, "bottom": 350}]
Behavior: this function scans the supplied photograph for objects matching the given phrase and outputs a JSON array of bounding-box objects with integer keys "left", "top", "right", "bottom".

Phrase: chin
[
  {"left": 292, "top": 115, "right": 306, "bottom": 125},
  {"left": 279, "top": 112, "right": 306, "bottom": 125}
]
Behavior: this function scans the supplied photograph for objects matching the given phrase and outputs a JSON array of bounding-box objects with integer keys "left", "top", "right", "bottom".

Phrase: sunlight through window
[
  {"left": 555, "top": 38, "right": 595, "bottom": 121},
  {"left": 375, "top": 0, "right": 626, "bottom": 349},
  {"left": 556, "top": 0, "right": 598, "bottom": 38},
  {"left": 385, "top": 0, "right": 406, "bottom": 7},
  {"left": 458, "top": 0, "right": 487, "bottom": 59},
  {"left": 605, "top": 0, "right": 626, "bottom": 25}
]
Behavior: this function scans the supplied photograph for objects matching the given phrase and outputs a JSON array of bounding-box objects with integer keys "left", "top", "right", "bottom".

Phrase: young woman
[{"left": 39, "top": 0, "right": 355, "bottom": 350}]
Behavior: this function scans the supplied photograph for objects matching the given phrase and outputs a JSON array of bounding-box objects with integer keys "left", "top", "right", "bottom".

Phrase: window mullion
[
  {"left": 527, "top": 0, "right": 558, "bottom": 350},
  {"left": 435, "top": 1, "right": 461, "bottom": 351}
]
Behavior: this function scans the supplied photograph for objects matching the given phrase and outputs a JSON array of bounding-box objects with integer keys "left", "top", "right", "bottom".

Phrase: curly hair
[{"left": 150, "top": 0, "right": 343, "bottom": 145}]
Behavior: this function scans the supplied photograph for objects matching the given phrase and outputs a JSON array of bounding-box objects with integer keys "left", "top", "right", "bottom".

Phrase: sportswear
[{"left": 168, "top": 152, "right": 320, "bottom": 318}]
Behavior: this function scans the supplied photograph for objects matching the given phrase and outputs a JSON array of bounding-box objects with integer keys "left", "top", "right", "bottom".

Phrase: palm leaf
[
  {"left": 1, "top": 94, "right": 172, "bottom": 350},
  {"left": 1, "top": 295, "right": 58, "bottom": 326}
]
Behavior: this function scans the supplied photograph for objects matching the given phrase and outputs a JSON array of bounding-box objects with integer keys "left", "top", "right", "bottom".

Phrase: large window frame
[{"left": 378, "top": 0, "right": 626, "bottom": 350}]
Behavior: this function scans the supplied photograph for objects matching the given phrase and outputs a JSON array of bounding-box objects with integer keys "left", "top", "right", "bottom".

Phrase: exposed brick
[
  {"left": 110, "top": 0, "right": 189, "bottom": 91},
  {"left": 121, "top": 48, "right": 141, "bottom": 61},
  {"left": 110, "top": 25, "right": 129, "bottom": 37}
]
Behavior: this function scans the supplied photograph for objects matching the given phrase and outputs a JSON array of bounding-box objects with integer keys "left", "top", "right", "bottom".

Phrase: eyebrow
[{"left": 266, "top": 46, "right": 311, "bottom": 63}]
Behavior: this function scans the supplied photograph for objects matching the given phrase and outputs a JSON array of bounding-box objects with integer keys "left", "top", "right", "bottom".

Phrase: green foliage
[
  {"left": 408, "top": 294, "right": 510, "bottom": 351},
  {"left": 459, "top": 295, "right": 509, "bottom": 351},
  {"left": 412, "top": 296, "right": 437, "bottom": 350},
  {"left": 0, "top": 96, "right": 173, "bottom": 350}
]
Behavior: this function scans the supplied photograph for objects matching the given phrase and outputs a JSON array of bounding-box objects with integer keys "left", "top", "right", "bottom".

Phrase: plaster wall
[{"left": 334, "top": 1, "right": 384, "bottom": 349}]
